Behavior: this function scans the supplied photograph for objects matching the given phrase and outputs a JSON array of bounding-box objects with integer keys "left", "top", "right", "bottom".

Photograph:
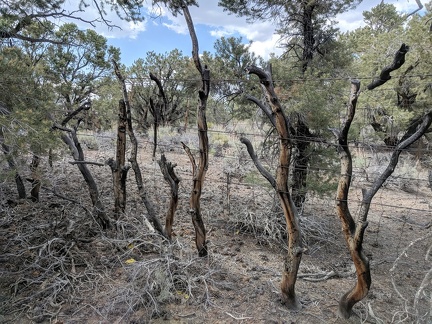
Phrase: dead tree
[
  {"left": 149, "top": 97, "right": 160, "bottom": 159},
  {"left": 29, "top": 155, "right": 41, "bottom": 202},
  {"left": 149, "top": 72, "right": 166, "bottom": 159},
  {"left": 54, "top": 102, "right": 109, "bottom": 229},
  {"left": 157, "top": 154, "right": 180, "bottom": 240},
  {"left": 0, "top": 105, "right": 26, "bottom": 199},
  {"left": 53, "top": 117, "right": 110, "bottom": 229},
  {"left": 106, "top": 99, "right": 129, "bottom": 218},
  {"left": 113, "top": 60, "right": 180, "bottom": 238},
  {"left": 334, "top": 80, "right": 369, "bottom": 318},
  {"left": 112, "top": 60, "right": 165, "bottom": 235},
  {"left": 336, "top": 80, "right": 432, "bottom": 318},
  {"left": 335, "top": 44, "right": 432, "bottom": 318},
  {"left": 241, "top": 65, "right": 304, "bottom": 310},
  {"left": 180, "top": 3, "right": 210, "bottom": 257}
]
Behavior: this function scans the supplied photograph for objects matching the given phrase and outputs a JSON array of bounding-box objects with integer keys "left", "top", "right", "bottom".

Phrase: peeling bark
[
  {"left": 181, "top": 4, "right": 210, "bottom": 257},
  {"left": 112, "top": 60, "right": 165, "bottom": 235},
  {"left": 157, "top": 154, "right": 180, "bottom": 240},
  {"left": 335, "top": 80, "right": 370, "bottom": 319},
  {"left": 335, "top": 78, "right": 432, "bottom": 318},
  {"left": 243, "top": 65, "right": 303, "bottom": 309},
  {"left": 107, "top": 99, "right": 129, "bottom": 218}
]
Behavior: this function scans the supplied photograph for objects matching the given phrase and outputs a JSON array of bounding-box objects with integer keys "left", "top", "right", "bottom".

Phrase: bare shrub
[
  {"left": 101, "top": 251, "right": 220, "bottom": 322},
  {"left": 229, "top": 191, "right": 339, "bottom": 253},
  {"left": 390, "top": 232, "right": 432, "bottom": 324}
]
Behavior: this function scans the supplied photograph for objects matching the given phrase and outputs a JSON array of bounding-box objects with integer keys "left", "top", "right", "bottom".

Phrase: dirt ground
[{"left": 1, "top": 133, "right": 432, "bottom": 323}]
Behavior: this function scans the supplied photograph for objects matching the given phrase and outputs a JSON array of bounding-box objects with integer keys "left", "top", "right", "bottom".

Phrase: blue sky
[{"left": 75, "top": 0, "right": 427, "bottom": 67}]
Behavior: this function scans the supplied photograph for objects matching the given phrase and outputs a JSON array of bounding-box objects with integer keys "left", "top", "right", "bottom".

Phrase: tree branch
[
  {"left": 245, "top": 94, "right": 276, "bottom": 128},
  {"left": 239, "top": 137, "right": 276, "bottom": 188},
  {"left": 68, "top": 161, "right": 106, "bottom": 167},
  {"left": 367, "top": 44, "right": 409, "bottom": 90}
]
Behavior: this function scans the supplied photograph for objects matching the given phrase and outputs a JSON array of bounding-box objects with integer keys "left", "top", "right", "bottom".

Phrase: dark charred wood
[
  {"left": 157, "top": 154, "right": 180, "bottom": 240},
  {"left": 181, "top": 5, "right": 210, "bottom": 257},
  {"left": 245, "top": 64, "right": 303, "bottom": 309},
  {"left": 367, "top": 44, "right": 409, "bottom": 90},
  {"left": 113, "top": 60, "right": 165, "bottom": 236}
]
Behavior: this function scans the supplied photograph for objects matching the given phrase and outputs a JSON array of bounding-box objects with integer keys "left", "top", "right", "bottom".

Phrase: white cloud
[
  {"left": 58, "top": 0, "right": 283, "bottom": 59},
  {"left": 249, "top": 34, "right": 284, "bottom": 59},
  {"left": 58, "top": 0, "right": 427, "bottom": 64},
  {"left": 58, "top": 1, "right": 147, "bottom": 39},
  {"left": 336, "top": 0, "right": 427, "bottom": 32},
  {"left": 156, "top": 0, "right": 281, "bottom": 59}
]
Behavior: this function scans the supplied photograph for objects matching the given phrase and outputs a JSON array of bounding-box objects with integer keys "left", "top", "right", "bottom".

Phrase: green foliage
[
  {"left": 210, "top": 36, "right": 263, "bottom": 121},
  {"left": 40, "top": 23, "right": 120, "bottom": 129},
  {"left": 0, "top": 46, "right": 59, "bottom": 157},
  {"left": 0, "top": 0, "right": 147, "bottom": 44},
  {"left": 362, "top": 2, "right": 405, "bottom": 33},
  {"left": 342, "top": 3, "right": 432, "bottom": 145},
  {"left": 0, "top": 18, "right": 120, "bottom": 192},
  {"left": 305, "top": 145, "right": 339, "bottom": 196},
  {"left": 127, "top": 49, "right": 196, "bottom": 129},
  {"left": 219, "top": 0, "right": 360, "bottom": 71},
  {"left": 91, "top": 76, "right": 123, "bottom": 131},
  {"left": 151, "top": 0, "right": 198, "bottom": 16}
]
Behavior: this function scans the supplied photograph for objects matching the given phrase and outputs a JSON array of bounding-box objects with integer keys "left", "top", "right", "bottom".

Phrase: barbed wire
[
  {"left": 0, "top": 73, "right": 431, "bottom": 84},
  {"left": 77, "top": 127, "right": 432, "bottom": 155}
]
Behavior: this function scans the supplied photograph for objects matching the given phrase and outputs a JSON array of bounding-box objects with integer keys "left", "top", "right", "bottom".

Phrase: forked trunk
[
  {"left": 336, "top": 76, "right": 432, "bottom": 318},
  {"left": 243, "top": 65, "right": 303, "bottom": 309},
  {"left": 107, "top": 99, "right": 129, "bottom": 218},
  {"left": 112, "top": 60, "right": 165, "bottom": 235},
  {"left": 181, "top": 4, "right": 210, "bottom": 257},
  {"left": 335, "top": 80, "right": 371, "bottom": 318}
]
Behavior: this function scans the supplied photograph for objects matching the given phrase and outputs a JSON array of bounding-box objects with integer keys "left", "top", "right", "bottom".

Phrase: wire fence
[
  {"left": 2, "top": 103, "right": 432, "bottom": 323},
  {"left": 74, "top": 122, "right": 432, "bottom": 219}
]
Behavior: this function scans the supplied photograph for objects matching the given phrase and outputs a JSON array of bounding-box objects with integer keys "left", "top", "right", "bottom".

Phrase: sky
[{"left": 73, "top": 0, "right": 427, "bottom": 67}]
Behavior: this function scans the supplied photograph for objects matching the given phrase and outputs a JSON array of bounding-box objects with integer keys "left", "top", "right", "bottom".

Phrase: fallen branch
[
  {"left": 68, "top": 161, "right": 105, "bottom": 166},
  {"left": 298, "top": 268, "right": 355, "bottom": 282},
  {"left": 40, "top": 185, "right": 92, "bottom": 217},
  {"left": 225, "top": 312, "right": 253, "bottom": 320}
]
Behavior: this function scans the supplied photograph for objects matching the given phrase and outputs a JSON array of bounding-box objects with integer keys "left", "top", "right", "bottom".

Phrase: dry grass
[{"left": 1, "top": 125, "right": 432, "bottom": 323}]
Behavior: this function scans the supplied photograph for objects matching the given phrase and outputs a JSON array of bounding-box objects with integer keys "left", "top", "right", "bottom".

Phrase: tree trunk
[
  {"left": 0, "top": 128, "right": 26, "bottom": 199},
  {"left": 3, "top": 145, "right": 26, "bottom": 199},
  {"left": 59, "top": 129, "right": 110, "bottom": 229},
  {"left": 335, "top": 80, "right": 371, "bottom": 319},
  {"left": 107, "top": 100, "right": 129, "bottom": 218},
  {"left": 149, "top": 97, "right": 159, "bottom": 159},
  {"left": 181, "top": 4, "right": 210, "bottom": 257},
  {"left": 335, "top": 44, "right": 412, "bottom": 317},
  {"left": 244, "top": 65, "right": 303, "bottom": 310},
  {"left": 335, "top": 78, "right": 432, "bottom": 318},
  {"left": 292, "top": 116, "right": 312, "bottom": 211},
  {"left": 301, "top": 2, "right": 315, "bottom": 74},
  {"left": 29, "top": 154, "right": 40, "bottom": 202},
  {"left": 112, "top": 60, "right": 165, "bottom": 235},
  {"left": 157, "top": 154, "right": 180, "bottom": 240}
]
